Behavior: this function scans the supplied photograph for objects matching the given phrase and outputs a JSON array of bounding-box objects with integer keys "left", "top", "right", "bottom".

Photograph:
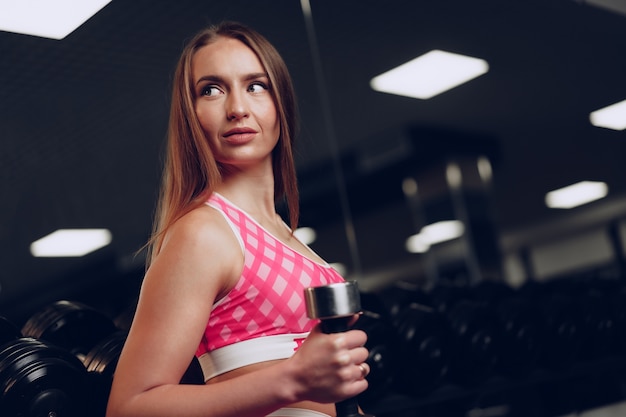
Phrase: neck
[{"left": 216, "top": 166, "right": 276, "bottom": 220}]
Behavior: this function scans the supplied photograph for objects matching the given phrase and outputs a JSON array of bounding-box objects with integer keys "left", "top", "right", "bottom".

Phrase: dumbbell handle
[
  {"left": 320, "top": 316, "right": 370, "bottom": 417},
  {"left": 319, "top": 316, "right": 352, "bottom": 334},
  {"left": 304, "top": 282, "right": 375, "bottom": 417}
]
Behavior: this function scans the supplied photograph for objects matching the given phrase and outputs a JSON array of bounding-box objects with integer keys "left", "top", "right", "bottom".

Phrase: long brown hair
[{"left": 147, "top": 21, "right": 299, "bottom": 265}]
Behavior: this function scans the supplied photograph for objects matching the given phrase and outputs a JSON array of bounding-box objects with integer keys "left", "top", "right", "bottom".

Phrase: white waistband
[
  {"left": 198, "top": 332, "right": 309, "bottom": 380},
  {"left": 266, "top": 408, "right": 331, "bottom": 417}
]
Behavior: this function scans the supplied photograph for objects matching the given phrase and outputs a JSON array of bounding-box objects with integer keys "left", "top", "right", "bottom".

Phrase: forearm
[{"left": 107, "top": 361, "right": 301, "bottom": 417}]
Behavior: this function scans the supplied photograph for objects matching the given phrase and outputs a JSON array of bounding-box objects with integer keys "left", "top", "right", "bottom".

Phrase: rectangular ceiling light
[
  {"left": 545, "top": 181, "right": 608, "bottom": 209},
  {"left": 0, "top": 0, "right": 112, "bottom": 40},
  {"left": 370, "top": 49, "right": 489, "bottom": 99},
  {"left": 589, "top": 99, "right": 626, "bottom": 131},
  {"left": 405, "top": 220, "right": 465, "bottom": 253},
  {"left": 583, "top": 0, "right": 626, "bottom": 17},
  {"left": 30, "top": 228, "right": 112, "bottom": 257}
]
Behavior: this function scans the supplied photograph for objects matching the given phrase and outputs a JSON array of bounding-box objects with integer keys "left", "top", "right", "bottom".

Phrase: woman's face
[{"left": 192, "top": 37, "right": 280, "bottom": 171}]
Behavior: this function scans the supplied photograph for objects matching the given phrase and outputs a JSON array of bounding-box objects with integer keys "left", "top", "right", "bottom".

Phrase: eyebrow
[{"left": 195, "top": 72, "right": 269, "bottom": 86}]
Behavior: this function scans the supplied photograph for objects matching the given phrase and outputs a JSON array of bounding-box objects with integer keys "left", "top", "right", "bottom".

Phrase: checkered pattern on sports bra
[{"left": 196, "top": 193, "right": 344, "bottom": 355}]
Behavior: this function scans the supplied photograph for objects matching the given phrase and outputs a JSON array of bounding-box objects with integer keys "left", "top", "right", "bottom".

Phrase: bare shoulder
[
  {"left": 148, "top": 203, "right": 243, "bottom": 299},
  {"left": 111, "top": 203, "right": 244, "bottom": 392},
  {"left": 163, "top": 203, "right": 239, "bottom": 255}
]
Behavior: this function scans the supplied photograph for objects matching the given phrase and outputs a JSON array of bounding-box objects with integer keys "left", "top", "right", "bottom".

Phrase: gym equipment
[
  {"left": 608, "top": 287, "right": 626, "bottom": 356},
  {"left": 304, "top": 281, "right": 374, "bottom": 417},
  {"left": 492, "top": 294, "right": 543, "bottom": 377},
  {"left": 428, "top": 284, "right": 472, "bottom": 316},
  {"left": 82, "top": 330, "right": 128, "bottom": 417},
  {"left": 19, "top": 299, "right": 205, "bottom": 417},
  {"left": 0, "top": 316, "right": 22, "bottom": 348},
  {"left": 446, "top": 298, "right": 503, "bottom": 385},
  {"left": 21, "top": 300, "right": 119, "bottom": 361},
  {"left": 394, "top": 302, "right": 453, "bottom": 397},
  {"left": 352, "top": 309, "right": 398, "bottom": 406},
  {"left": 0, "top": 337, "right": 89, "bottom": 417},
  {"left": 528, "top": 286, "right": 583, "bottom": 370},
  {"left": 82, "top": 327, "right": 204, "bottom": 384},
  {"left": 373, "top": 283, "right": 431, "bottom": 327},
  {"left": 578, "top": 289, "right": 616, "bottom": 361},
  {"left": 83, "top": 328, "right": 205, "bottom": 417}
]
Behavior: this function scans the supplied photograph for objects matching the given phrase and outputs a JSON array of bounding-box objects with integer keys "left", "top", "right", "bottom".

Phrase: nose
[{"left": 226, "top": 90, "right": 249, "bottom": 120}]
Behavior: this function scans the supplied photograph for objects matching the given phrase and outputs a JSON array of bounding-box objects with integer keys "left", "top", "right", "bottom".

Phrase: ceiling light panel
[
  {"left": 370, "top": 49, "right": 489, "bottom": 99},
  {"left": 545, "top": 181, "right": 608, "bottom": 209},
  {"left": 589, "top": 99, "right": 626, "bottom": 131},
  {"left": 405, "top": 220, "right": 465, "bottom": 253},
  {"left": 0, "top": 0, "right": 112, "bottom": 40},
  {"left": 30, "top": 228, "right": 112, "bottom": 257},
  {"left": 582, "top": 0, "right": 626, "bottom": 17}
]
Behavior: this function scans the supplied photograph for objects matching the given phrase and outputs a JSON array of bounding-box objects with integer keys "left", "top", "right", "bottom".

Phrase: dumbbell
[
  {"left": 83, "top": 330, "right": 205, "bottom": 417},
  {"left": 0, "top": 316, "right": 22, "bottom": 348},
  {"left": 0, "top": 337, "right": 90, "bottom": 416},
  {"left": 446, "top": 298, "right": 503, "bottom": 385},
  {"left": 351, "top": 309, "right": 398, "bottom": 406},
  {"left": 394, "top": 302, "right": 453, "bottom": 397},
  {"left": 304, "top": 281, "right": 374, "bottom": 417},
  {"left": 21, "top": 300, "right": 119, "bottom": 361}
]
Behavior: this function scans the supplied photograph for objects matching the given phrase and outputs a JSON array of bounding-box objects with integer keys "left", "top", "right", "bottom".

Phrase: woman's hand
[{"left": 283, "top": 318, "right": 370, "bottom": 404}]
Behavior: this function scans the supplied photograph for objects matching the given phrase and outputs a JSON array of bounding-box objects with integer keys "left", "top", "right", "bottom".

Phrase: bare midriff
[{"left": 206, "top": 359, "right": 335, "bottom": 416}]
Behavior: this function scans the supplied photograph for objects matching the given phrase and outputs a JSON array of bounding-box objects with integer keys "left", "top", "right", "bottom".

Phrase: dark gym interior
[{"left": 2, "top": 0, "right": 626, "bottom": 416}]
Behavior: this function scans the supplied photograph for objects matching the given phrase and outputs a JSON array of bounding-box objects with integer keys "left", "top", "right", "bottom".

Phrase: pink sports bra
[{"left": 196, "top": 193, "right": 344, "bottom": 380}]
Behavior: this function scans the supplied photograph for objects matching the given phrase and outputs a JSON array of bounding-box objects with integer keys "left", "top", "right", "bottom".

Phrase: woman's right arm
[{"left": 105, "top": 206, "right": 369, "bottom": 417}]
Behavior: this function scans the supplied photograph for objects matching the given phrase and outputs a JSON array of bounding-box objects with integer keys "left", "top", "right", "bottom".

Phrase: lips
[{"left": 222, "top": 127, "right": 257, "bottom": 144}]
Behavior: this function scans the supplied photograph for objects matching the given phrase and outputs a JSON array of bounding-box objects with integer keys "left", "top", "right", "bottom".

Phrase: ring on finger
[{"left": 358, "top": 363, "right": 369, "bottom": 378}]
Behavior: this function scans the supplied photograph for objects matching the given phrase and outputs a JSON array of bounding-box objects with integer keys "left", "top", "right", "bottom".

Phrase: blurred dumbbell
[
  {"left": 537, "top": 295, "right": 583, "bottom": 370},
  {"left": 0, "top": 316, "right": 22, "bottom": 348},
  {"left": 540, "top": 278, "right": 618, "bottom": 362},
  {"left": 393, "top": 302, "right": 454, "bottom": 397},
  {"left": 608, "top": 286, "right": 626, "bottom": 356},
  {"left": 82, "top": 326, "right": 204, "bottom": 417},
  {"left": 428, "top": 284, "right": 473, "bottom": 316},
  {"left": 446, "top": 298, "right": 503, "bottom": 385},
  {"left": 492, "top": 294, "right": 543, "bottom": 377},
  {"left": 21, "top": 300, "right": 119, "bottom": 361},
  {"left": 577, "top": 288, "right": 617, "bottom": 361},
  {"left": 352, "top": 309, "right": 399, "bottom": 407},
  {"left": 374, "top": 282, "right": 432, "bottom": 327},
  {"left": 0, "top": 337, "right": 90, "bottom": 416},
  {"left": 22, "top": 300, "right": 205, "bottom": 417},
  {"left": 79, "top": 330, "right": 127, "bottom": 417}
]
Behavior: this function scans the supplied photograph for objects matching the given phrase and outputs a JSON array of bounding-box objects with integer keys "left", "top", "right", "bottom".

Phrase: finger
[
  {"left": 357, "top": 362, "right": 370, "bottom": 379},
  {"left": 348, "top": 313, "right": 362, "bottom": 327},
  {"left": 352, "top": 346, "right": 369, "bottom": 364},
  {"left": 342, "top": 329, "right": 367, "bottom": 348}
]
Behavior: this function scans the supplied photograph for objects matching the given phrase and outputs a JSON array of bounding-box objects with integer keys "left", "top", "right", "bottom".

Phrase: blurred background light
[
  {"left": 545, "top": 181, "right": 608, "bottom": 209},
  {"left": 294, "top": 226, "right": 317, "bottom": 245},
  {"left": 370, "top": 49, "right": 489, "bottom": 99},
  {"left": 590, "top": 99, "right": 626, "bottom": 130},
  {"left": 30, "top": 229, "right": 112, "bottom": 257},
  {"left": 0, "top": 0, "right": 112, "bottom": 40},
  {"left": 405, "top": 220, "right": 465, "bottom": 253}
]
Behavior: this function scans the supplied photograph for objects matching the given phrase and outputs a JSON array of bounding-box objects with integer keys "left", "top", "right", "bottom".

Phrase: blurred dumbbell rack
[{"left": 357, "top": 272, "right": 626, "bottom": 417}]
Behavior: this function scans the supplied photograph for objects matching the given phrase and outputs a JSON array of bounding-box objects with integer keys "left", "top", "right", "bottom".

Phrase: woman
[{"left": 106, "top": 21, "right": 370, "bottom": 417}]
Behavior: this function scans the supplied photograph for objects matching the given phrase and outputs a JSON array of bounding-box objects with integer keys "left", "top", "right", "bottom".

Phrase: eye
[
  {"left": 199, "top": 85, "right": 222, "bottom": 97},
  {"left": 248, "top": 82, "right": 269, "bottom": 93}
]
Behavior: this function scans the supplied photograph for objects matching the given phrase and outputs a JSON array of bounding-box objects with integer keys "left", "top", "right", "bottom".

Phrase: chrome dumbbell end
[{"left": 304, "top": 281, "right": 362, "bottom": 320}]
